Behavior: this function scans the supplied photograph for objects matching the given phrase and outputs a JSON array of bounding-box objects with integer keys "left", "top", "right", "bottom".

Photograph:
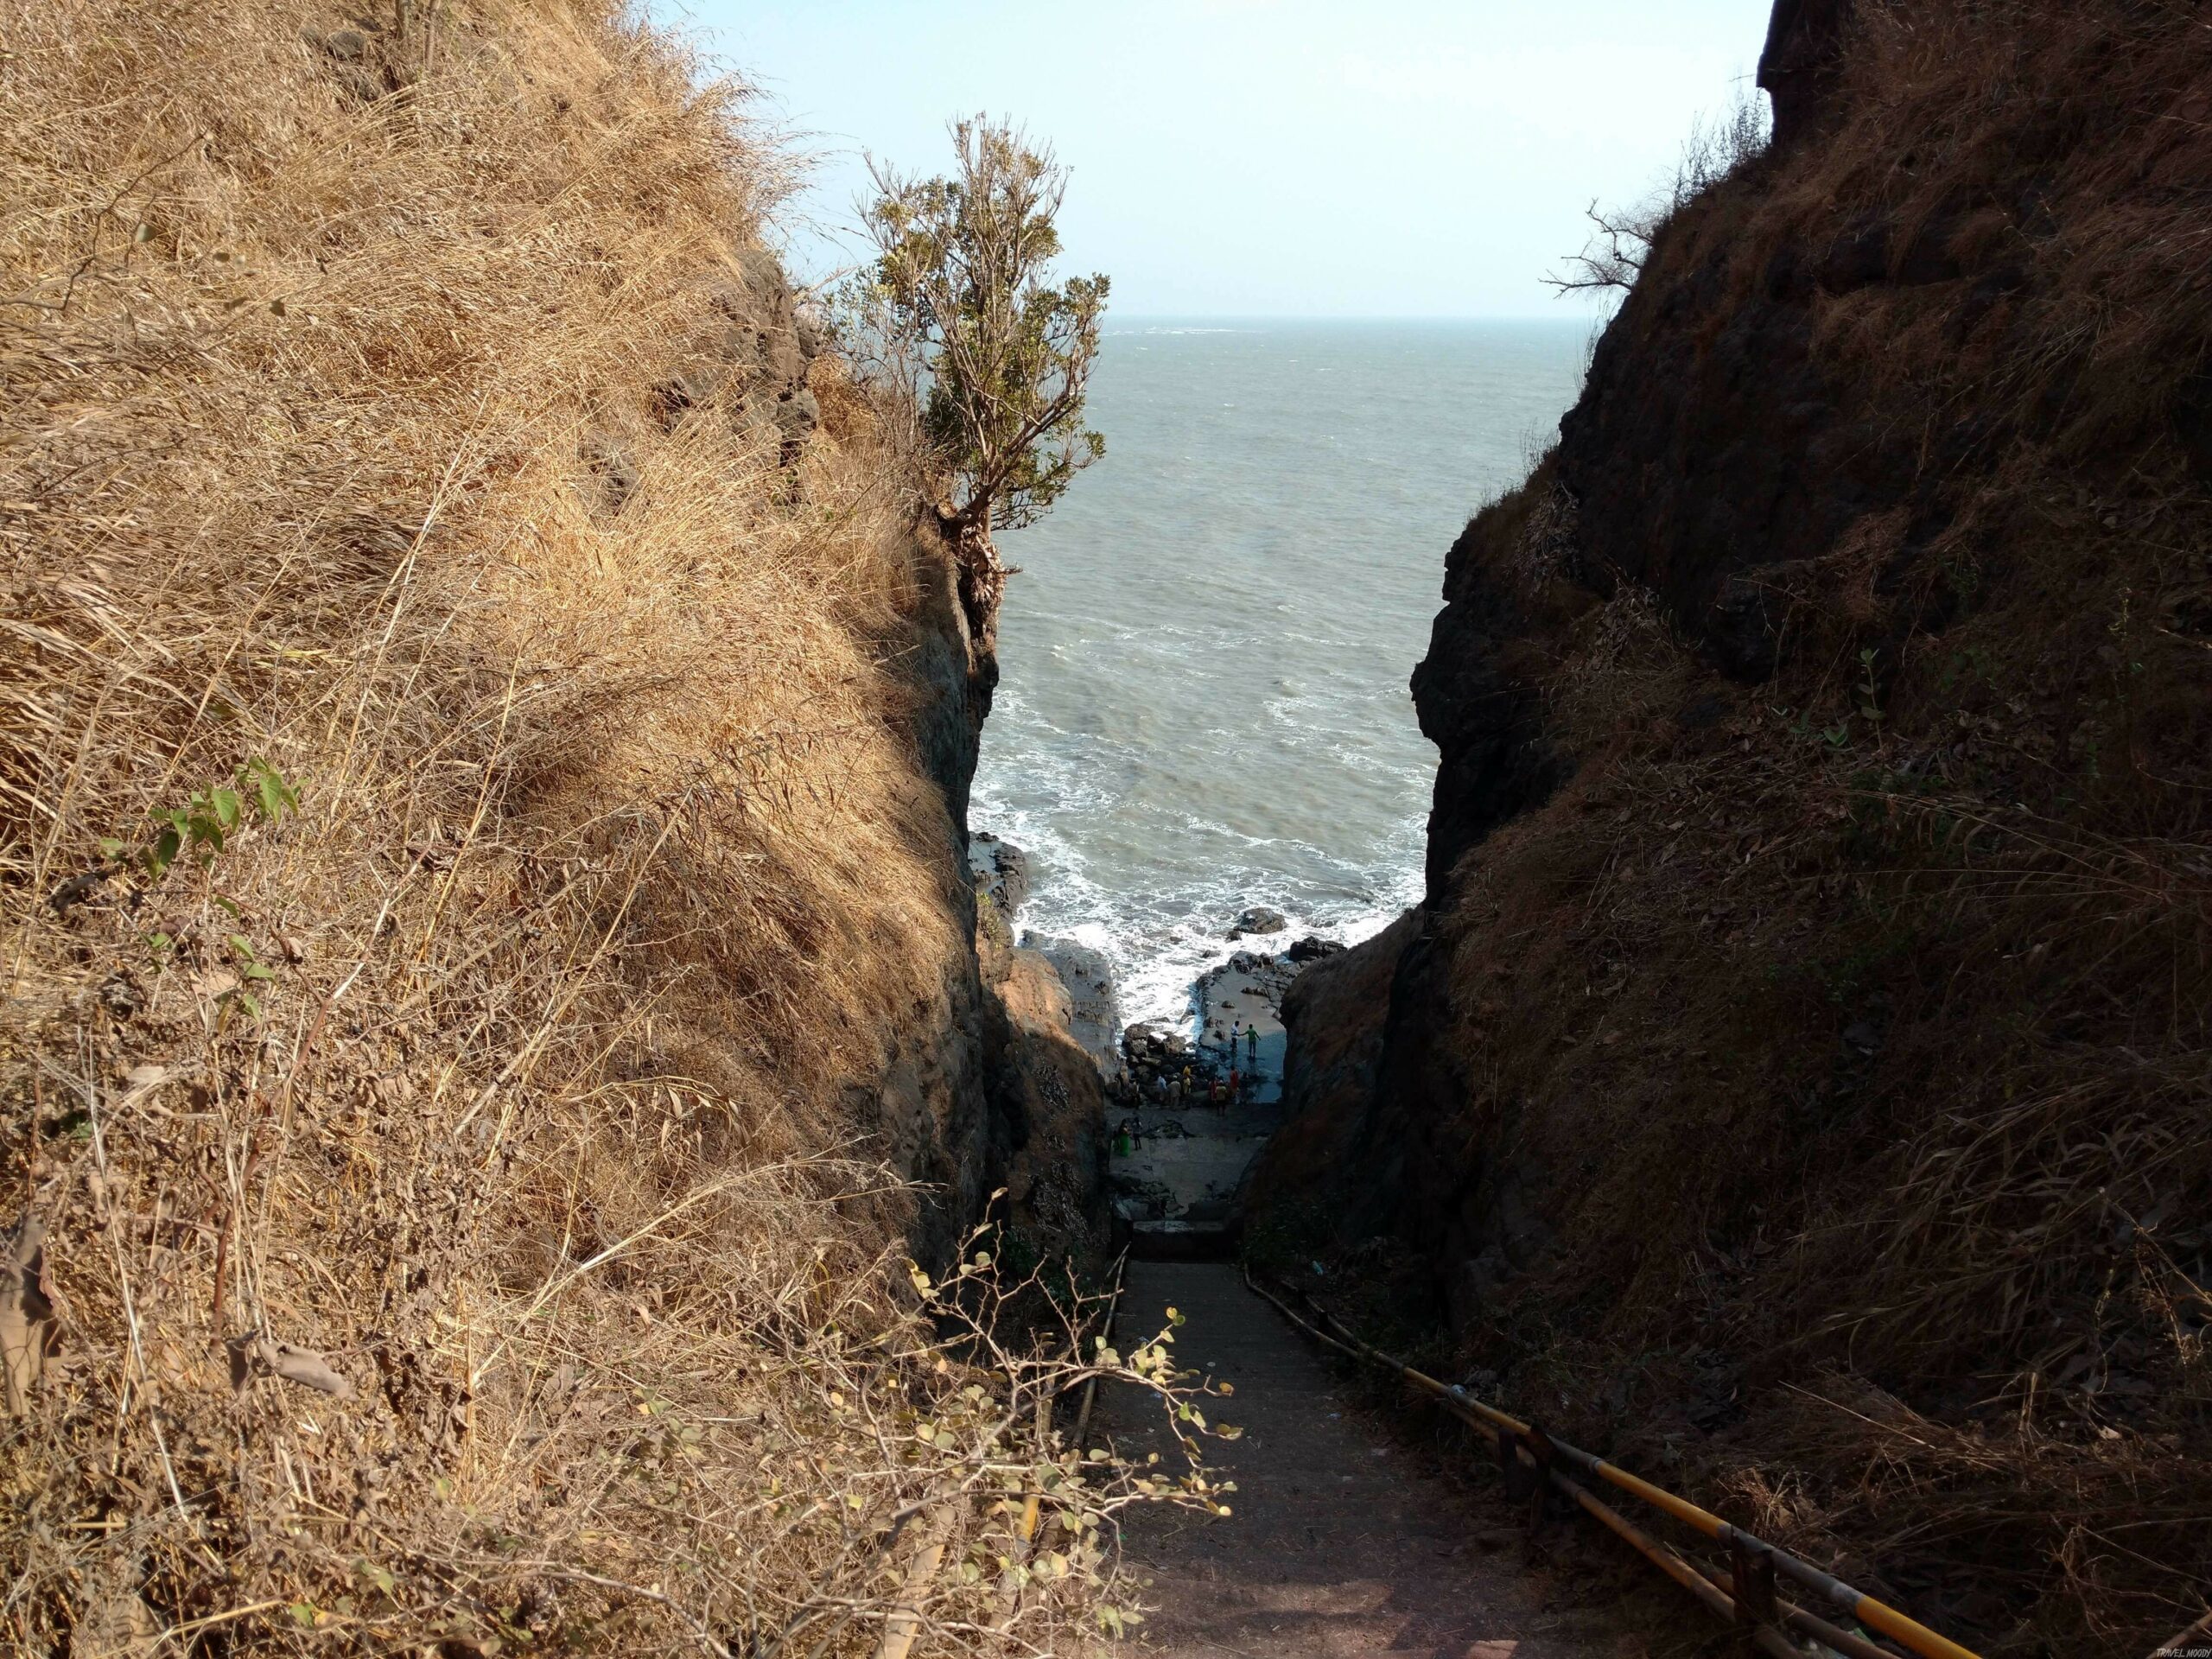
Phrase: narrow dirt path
[{"left": 1093, "top": 1262, "right": 1598, "bottom": 1658}]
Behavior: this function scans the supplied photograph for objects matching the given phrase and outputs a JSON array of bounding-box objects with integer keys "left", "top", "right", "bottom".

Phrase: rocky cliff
[{"left": 1258, "top": 2, "right": 2212, "bottom": 1650}]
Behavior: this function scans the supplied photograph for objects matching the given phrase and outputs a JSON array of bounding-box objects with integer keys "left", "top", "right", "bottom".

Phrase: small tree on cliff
[{"left": 861, "top": 118, "right": 1107, "bottom": 632}]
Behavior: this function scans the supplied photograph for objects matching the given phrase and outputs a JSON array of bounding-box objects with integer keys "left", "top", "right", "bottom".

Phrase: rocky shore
[
  {"left": 1116, "top": 924, "right": 1344, "bottom": 1111},
  {"left": 1107, "top": 912, "right": 1347, "bottom": 1248},
  {"left": 969, "top": 830, "right": 1359, "bottom": 1247}
]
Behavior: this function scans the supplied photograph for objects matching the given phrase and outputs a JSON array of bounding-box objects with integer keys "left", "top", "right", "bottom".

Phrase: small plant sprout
[
  {"left": 1857, "top": 646, "right": 1885, "bottom": 728},
  {"left": 106, "top": 755, "right": 300, "bottom": 881}
]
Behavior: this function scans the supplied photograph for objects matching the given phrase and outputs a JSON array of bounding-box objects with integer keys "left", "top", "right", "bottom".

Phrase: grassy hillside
[
  {"left": 0, "top": 3, "right": 1141, "bottom": 1650},
  {"left": 1259, "top": 2, "right": 2211, "bottom": 1651}
]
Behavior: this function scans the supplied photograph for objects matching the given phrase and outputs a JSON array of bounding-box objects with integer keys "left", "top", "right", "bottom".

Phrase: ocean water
[{"left": 976, "top": 318, "right": 1588, "bottom": 1028}]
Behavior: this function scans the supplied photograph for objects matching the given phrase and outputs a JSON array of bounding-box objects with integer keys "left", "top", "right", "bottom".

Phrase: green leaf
[
  {"left": 210, "top": 787, "right": 241, "bottom": 830},
  {"left": 352, "top": 1557, "right": 397, "bottom": 1595},
  {"left": 241, "top": 757, "right": 298, "bottom": 822}
]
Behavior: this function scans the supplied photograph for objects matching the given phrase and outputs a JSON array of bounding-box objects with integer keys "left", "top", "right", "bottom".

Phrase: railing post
[
  {"left": 1732, "top": 1533, "right": 1780, "bottom": 1633},
  {"left": 1495, "top": 1421, "right": 1526, "bottom": 1501},
  {"left": 1522, "top": 1422, "right": 1555, "bottom": 1537}
]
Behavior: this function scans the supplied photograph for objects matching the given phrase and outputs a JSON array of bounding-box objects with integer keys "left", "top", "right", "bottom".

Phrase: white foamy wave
[{"left": 974, "top": 804, "right": 1426, "bottom": 1033}]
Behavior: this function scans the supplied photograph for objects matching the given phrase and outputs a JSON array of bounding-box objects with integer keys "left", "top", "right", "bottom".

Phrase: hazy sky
[{"left": 656, "top": 1, "right": 1777, "bottom": 317}]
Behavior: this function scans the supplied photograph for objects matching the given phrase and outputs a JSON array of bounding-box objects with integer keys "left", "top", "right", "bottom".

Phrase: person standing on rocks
[
  {"left": 1245, "top": 1024, "right": 1258, "bottom": 1065},
  {"left": 1229, "top": 1018, "right": 1242, "bottom": 1065}
]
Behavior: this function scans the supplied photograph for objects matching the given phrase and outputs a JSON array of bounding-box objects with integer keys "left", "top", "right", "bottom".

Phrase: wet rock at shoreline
[
  {"left": 1114, "top": 1020, "right": 1196, "bottom": 1106},
  {"left": 1108, "top": 918, "right": 1358, "bottom": 1111},
  {"left": 1228, "top": 905, "right": 1287, "bottom": 939},
  {"left": 969, "top": 830, "right": 1029, "bottom": 922},
  {"left": 1031, "top": 937, "right": 1120, "bottom": 1072}
]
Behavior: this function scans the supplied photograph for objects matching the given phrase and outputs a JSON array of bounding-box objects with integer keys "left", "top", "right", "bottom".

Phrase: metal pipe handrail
[{"left": 1245, "top": 1268, "right": 1984, "bottom": 1659}]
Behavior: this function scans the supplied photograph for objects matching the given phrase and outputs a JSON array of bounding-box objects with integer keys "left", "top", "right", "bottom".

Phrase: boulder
[
  {"left": 1229, "top": 906, "right": 1287, "bottom": 939},
  {"left": 1122, "top": 1020, "right": 1177, "bottom": 1058},
  {"left": 968, "top": 831, "right": 1028, "bottom": 917}
]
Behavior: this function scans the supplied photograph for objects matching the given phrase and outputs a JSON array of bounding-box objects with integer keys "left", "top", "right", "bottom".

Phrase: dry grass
[
  {"left": 0, "top": 2, "right": 1198, "bottom": 1650},
  {"left": 1281, "top": 2, "right": 2212, "bottom": 1652},
  {"left": 1408, "top": 572, "right": 2210, "bottom": 1647}
]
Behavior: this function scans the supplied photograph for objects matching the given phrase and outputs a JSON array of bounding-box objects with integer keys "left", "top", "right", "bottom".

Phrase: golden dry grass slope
[{"left": 0, "top": 3, "right": 1137, "bottom": 1651}]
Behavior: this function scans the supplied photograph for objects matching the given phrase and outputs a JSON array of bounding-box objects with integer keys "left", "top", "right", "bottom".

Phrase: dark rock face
[
  {"left": 1363, "top": 912, "right": 1559, "bottom": 1331},
  {"left": 648, "top": 245, "right": 823, "bottom": 455},
  {"left": 1229, "top": 905, "right": 1287, "bottom": 938},
  {"left": 1031, "top": 938, "right": 1121, "bottom": 1072},
  {"left": 1245, "top": 910, "right": 1420, "bottom": 1249},
  {"left": 1274, "top": 0, "right": 2054, "bottom": 1268},
  {"left": 1553, "top": 215, "right": 1937, "bottom": 684},
  {"left": 1411, "top": 497, "right": 1568, "bottom": 895},
  {"left": 1758, "top": 0, "right": 1857, "bottom": 149},
  {"left": 847, "top": 520, "right": 1007, "bottom": 1267},
  {"left": 969, "top": 831, "right": 1029, "bottom": 925},
  {"left": 990, "top": 949, "right": 1113, "bottom": 1261},
  {"left": 898, "top": 514, "right": 995, "bottom": 833},
  {"left": 886, "top": 520, "right": 1071, "bottom": 1266},
  {"left": 1264, "top": 7, "right": 2212, "bottom": 1643}
]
